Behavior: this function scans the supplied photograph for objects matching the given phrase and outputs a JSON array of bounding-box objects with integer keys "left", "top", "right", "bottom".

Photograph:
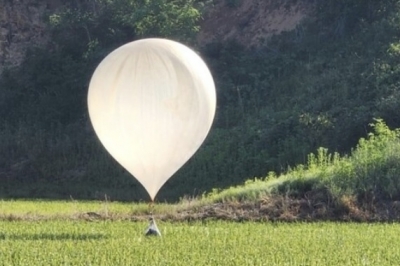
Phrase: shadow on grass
[{"left": 0, "top": 232, "right": 108, "bottom": 241}]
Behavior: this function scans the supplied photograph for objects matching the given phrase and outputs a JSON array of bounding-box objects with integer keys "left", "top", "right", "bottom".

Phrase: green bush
[
  {"left": 206, "top": 119, "right": 400, "bottom": 202},
  {"left": 330, "top": 119, "right": 400, "bottom": 200}
]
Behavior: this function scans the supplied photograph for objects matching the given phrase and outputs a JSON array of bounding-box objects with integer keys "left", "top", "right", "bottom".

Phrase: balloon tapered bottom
[{"left": 145, "top": 217, "right": 161, "bottom": 237}]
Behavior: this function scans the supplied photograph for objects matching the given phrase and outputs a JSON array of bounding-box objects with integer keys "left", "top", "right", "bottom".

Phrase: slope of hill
[
  {"left": 0, "top": 0, "right": 61, "bottom": 73},
  {"left": 1, "top": 0, "right": 400, "bottom": 203},
  {"left": 0, "top": 0, "right": 310, "bottom": 73},
  {"left": 198, "top": 0, "right": 312, "bottom": 47}
]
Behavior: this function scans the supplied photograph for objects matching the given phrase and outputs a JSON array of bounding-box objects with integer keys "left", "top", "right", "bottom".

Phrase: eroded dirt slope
[
  {"left": 0, "top": 0, "right": 62, "bottom": 73},
  {"left": 0, "top": 0, "right": 312, "bottom": 73},
  {"left": 198, "top": 0, "right": 313, "bottom": 47}
]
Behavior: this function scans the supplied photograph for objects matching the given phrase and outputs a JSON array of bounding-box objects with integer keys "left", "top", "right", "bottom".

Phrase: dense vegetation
[
  {"left": 207, "top": 119, "right": 400, "bottom": 206},
  {"left": 1, "top": 0, "right": 400, "bottom": 202}
]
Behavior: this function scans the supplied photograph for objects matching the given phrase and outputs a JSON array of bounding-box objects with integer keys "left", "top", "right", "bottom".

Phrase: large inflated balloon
[{"left": 88, "top": 38, "right": 216, "bottom": 200}]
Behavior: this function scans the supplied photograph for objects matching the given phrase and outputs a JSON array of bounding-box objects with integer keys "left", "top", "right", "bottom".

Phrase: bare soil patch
[{"left": 197, "top": 0, "right": 314, "bottom": 47}]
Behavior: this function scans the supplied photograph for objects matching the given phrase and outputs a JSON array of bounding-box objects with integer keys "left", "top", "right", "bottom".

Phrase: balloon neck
[{"left": 148, "top": 200, "right": 155, "bottom": 216}]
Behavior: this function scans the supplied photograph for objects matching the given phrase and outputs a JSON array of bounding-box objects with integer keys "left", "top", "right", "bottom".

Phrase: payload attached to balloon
[{"left": 87, "top": 38, "right": 216, "bottom": 201}]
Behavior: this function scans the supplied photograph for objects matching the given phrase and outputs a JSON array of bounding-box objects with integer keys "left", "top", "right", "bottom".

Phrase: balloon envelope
[{"left": 88, "top": 38, "right": 216, "bottom": 200}]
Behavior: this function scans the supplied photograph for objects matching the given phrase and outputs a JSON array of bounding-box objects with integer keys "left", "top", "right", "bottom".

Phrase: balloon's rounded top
[
  {"left": 115, "top": 38, "right": 195, "bottom": 52},
  {"left": 88, "top": 38, "right": 216, "bottom": 201}
]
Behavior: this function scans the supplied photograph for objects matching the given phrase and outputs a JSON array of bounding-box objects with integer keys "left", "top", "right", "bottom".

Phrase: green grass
[
  {"left": 1, "top": 200, "right": 400, "bottom": 265},
  {"left": 1, "top": 220, "right": 400, "bottom": 265},
  {"left": 205, "top": 119, "right": 400, "bottom": 203}
]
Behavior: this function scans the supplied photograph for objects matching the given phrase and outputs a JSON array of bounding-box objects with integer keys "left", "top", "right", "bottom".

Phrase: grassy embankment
[
  {"left": 2, "top": 120, "right": 400, "bottom": 222},
  {"left": 201, "top": 119, "right": 400, "bottom": 221}
]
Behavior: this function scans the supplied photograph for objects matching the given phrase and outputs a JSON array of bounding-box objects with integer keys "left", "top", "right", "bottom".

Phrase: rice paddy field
[{"left": 1, "top": 200, "right": 400, "bottom": 265}]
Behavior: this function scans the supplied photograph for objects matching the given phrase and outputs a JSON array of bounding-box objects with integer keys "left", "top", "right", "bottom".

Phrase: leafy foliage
[{"left": 330, "top": 119, "right": 400, "bottom": 200}]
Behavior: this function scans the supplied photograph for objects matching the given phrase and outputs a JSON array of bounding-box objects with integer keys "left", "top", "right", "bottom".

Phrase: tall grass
[{"left": 205, "top": 119, "right": 400, "bottom": 203}]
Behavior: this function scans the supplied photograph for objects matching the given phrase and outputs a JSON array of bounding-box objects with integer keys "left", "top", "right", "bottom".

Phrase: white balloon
[{"left": 88, "top": 38, "right": 216, "bottom": 200}]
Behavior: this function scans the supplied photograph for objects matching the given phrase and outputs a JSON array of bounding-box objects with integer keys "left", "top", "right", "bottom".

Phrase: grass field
[
  {"left": 1, "top": 201, "right": 400, "bottom": 265},
  {"left": 0, "top": 199, "right": 183, "bottom": 220}
]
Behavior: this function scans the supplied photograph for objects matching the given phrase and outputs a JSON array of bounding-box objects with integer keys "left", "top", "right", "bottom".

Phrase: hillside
[
  {"left": 0, "top": 0, "right": 58, "bottom": 73},
  {"left": 0, "top": 0, "right": 310, "bottom": 72},
  {"left": 1, "top": 0, "right": 400, "bottom": 203},
  {"left": 198, "top": 0, "right": 311, "bottom": 47}
]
